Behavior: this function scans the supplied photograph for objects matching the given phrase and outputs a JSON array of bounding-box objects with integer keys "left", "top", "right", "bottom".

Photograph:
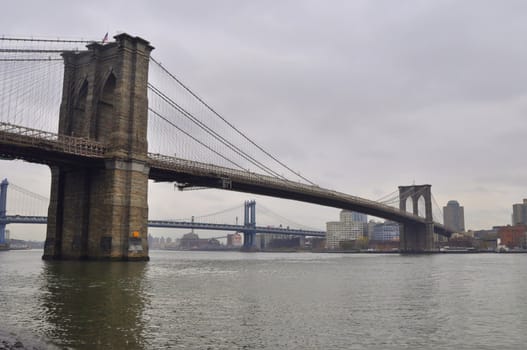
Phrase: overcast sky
[{"left": 2, "top": 0, "right": 527, "bottom": 240}]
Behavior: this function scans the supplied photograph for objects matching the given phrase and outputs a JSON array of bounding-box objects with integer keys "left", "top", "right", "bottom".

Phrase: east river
[{"left": 1, "top": 250, "right": 526, "bottom": 349}]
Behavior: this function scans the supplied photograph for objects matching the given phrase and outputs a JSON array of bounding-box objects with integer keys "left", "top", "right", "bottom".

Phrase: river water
[{"left": 0, "top": 250, "right": 526, "bottom": 349}]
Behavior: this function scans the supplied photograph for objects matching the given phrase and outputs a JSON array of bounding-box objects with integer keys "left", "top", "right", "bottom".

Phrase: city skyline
[{"left": 2, "top": 1, "right": 527, "bottom": 241}]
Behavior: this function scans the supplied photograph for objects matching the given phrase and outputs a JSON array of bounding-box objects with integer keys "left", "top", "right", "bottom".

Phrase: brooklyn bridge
[{"left": 0, "top": 33, "right": 453, "bottom": 260}]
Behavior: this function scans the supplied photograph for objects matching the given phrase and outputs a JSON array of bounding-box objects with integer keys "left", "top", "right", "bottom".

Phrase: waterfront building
[
  {"left": 443, "top": 200, "right": 465, "bottom": 232},
  {"left": 179, "top": 232, "right": 199, "bottom": 247},
  {"left": 326, "top": 210, "right": 367, "bottom": 250},
  {"left": 351, "top": 212, "right": 367, "bottom": 223},
  {"left": 309, "top": 237, "right": 326, "bottom": 250},
  {"left": 227, "top": 233, "right": 242, "bottom": 247},
  {"left": 326, "top": 222, "right": 343, "bottom": 249},
  {"left": 473, "top": 226, "right": 505, "bottom": 240},
  {"left": 498, "top": 225, "right": 527, "bottom": 249},
  {"left": 371, "top": 221, "right": 400, "bottom": 241},
  {"left": 178, "top": 232, "right": 213, "bottom": 249},
  {"left": 512, "top": 199, "right": 527, "bottom": 225},
  {"left": 446, "top": 233, "right": 475, "bottom": 248},
  {"left": 257, "top": 233, "right": 304, "bottom": 250}
]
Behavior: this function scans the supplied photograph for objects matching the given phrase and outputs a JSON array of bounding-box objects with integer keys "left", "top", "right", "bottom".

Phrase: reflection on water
[
  {"left": 1, "top": 250, "right": 527, "bottom": 349},
  {"left": 38, "top": 260, "right": 149, "bottom": 349}
]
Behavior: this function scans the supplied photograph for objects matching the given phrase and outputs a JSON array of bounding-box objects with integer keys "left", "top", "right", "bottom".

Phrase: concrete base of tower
[
  {"left": 399, "top": 223, "right": 437, "bottom": 253},
  {"left": 242, "top": 232, "right": 259, "bottom": 251},
  {"left": 43, "top": 159, "right": 150, "bottom": 262}
]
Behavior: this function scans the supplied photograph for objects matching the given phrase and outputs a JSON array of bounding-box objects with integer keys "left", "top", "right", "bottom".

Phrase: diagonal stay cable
[
  {"left": 148, "top": 107, "right": 247, "bottom": 171},
  {"left": 150, "top": 57, "right": 316, "bottom": 185},
  {"left": 257, "top": 203, "right": 323, "bottom": 231},
  {"left": 10, "top": 183, "right": 49, "bottom": 202},
  {"left": 148, "top": 83, "right": 287, "bottom": 180},
  {"left": 194, "top": 204, "right": 244, "bottom": 220},
  {"left": 148, "top": 83, "right": 283, "bottom": 179}
]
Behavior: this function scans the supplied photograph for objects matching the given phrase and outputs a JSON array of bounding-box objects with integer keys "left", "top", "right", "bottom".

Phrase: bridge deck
[
  {"left": 0, "top": 122, "right": 451, "bottom": 236},
  {"left": 149, "top": 153, "right": 449, "bottom": 235}
]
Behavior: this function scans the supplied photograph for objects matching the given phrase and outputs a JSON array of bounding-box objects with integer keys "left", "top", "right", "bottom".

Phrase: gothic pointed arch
[
  {"left": 94, "top": 72, "right": 116, "bottom": 142},
  {"left": 70, "top": 79, "right": 88, "bottom": 136},
  {"left": 404, "top": 197, "right": 412, "bottom": 213},
  {"left": 417, "top": 195, "right": 426, "bottom": 218}
]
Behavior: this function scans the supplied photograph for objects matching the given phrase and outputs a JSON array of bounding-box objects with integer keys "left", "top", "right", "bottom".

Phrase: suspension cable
[
  {"left": 148, "top": 83, "right": 288, "bottom": 180},
  {"left": 150, "top": 57, "right": 316, "bottom": 185},
  {"left": 0, "top": 36, "right": 96, "bottom": 43},
  {"left": 194, "top": 204, "right": 244, "bottom": 220},
  {"left": 148, "top": 107, "right": 247, "bottom": 171},
  {"left": 257, "top": 203, "right": 323, "bottom": 231},
  {"left": 9, "top": 183, "right": 49, "bottom": 202}
]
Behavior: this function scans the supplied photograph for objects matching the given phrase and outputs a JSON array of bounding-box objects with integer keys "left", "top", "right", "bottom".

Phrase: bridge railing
[{"left": 0, "top": 122, "right": 106, "bottom": 157}]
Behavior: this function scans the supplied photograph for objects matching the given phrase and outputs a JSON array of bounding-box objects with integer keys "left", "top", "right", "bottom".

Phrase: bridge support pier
[
  {"left": 398, "top": 185, "right": 437, "bottom": 253},
  {"left": 43, "top": 34, "right": 154, "bottom": 261},
  {"left": 241, "top": 200, "right": 258, "bottom": 251},
  {"left": 44, "top": 161, "right": 150, "bottom": 260},
  {"left": 399, "top": 223, "right": 435, "bottom": 253},
  {"left": 242, "top": 232, "right": 257, "bottom": 251}
]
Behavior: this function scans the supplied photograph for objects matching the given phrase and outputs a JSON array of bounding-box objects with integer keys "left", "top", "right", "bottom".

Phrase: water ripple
[{"left": 1, "top": 250, "right": 527, "bottom": 349}]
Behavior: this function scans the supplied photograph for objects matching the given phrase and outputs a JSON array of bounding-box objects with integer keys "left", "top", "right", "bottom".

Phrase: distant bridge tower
[
  {"left": 242, "top": 200, "right": 257, "bottom": 250},
  {"left": 43, "top": 34, "right": 154, "bottom": 261},
  {"left": 0, "top": 179, "right": 8, "bottom": 246},
  {"left": 398, "top": 184, "right": 435, "bottom": 253}
]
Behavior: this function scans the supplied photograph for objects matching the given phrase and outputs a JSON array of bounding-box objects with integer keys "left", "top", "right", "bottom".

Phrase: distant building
[
  {"left": 309, "top": 237, "right": 326, "bottom": 250},
  {"left": 473, "top": 228, "right": 498, "bottom": 240},
  {"left": 446, "top": 233, "right": 475, "bottom": 248},
  {"left": 472, "top": 227, "right": 500, "bottom": 251},
  {"left": 227, "top": 233, "right": 242, "bottom": 247},
  {"left": 178, "top": 232, "right": 200, "bottom": 249},
  {"left": 371, "top": 221, "right": 400, "bottom": 241},
  {"left": 498, "top": 225, "right": 527, "bottom": 249},
  {"left": 178, "top": 232, "right": 216, "bottom": 249},
  {"left": 443, "top": 200, "right": 465, "bottom": 232},
  {"left": 257, "top": 233, "right": 304, "bottom": 250},
  {"left": 351, "top": 212, "right": 367, "bottom": 223},
  {"left": 512, "top": 199, "right": 527, "bottom": 225},
  {"left": 326, "top": 210, "right": 367, "bottom": 250}
]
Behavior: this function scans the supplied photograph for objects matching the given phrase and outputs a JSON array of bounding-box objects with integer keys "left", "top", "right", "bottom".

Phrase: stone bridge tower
[
  {"left": 398, "top": 184, "right": 435, "bottom": 253},
  {"left": 43, "top": 34, "right": 154, "bottom": 260}
]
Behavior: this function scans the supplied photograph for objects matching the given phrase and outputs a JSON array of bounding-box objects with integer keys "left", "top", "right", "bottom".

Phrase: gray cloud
[{"left": 2, "top": 0, "right": 527, "bottom": 241}]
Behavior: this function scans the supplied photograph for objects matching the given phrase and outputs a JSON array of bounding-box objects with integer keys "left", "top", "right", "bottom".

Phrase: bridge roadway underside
[{"left": 149, "top": 166, "right": 450, "bottom": 239}]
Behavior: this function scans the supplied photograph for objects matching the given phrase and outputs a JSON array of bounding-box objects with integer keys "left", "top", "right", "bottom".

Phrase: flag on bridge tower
[{"left": 102, "top": 32, "right": 109, "bottom": 44}]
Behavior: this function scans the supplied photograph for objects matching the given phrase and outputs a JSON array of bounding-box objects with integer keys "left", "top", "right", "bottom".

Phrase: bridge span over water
[{"left": 0, "top": 34, "right": 453, "bottom": 260}]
